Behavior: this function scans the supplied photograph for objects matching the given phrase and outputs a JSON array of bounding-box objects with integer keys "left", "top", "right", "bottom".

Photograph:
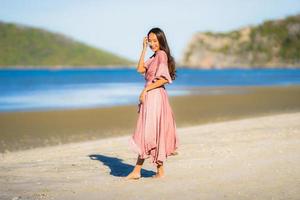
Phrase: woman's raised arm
[{"left": 136, "top": 37, "right": 148, "bottom": 74}]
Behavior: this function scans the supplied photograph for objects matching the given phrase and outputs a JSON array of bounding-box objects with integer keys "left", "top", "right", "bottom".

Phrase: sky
[{"left": 1, "top": 0, "right": 300, "bottom": 62}]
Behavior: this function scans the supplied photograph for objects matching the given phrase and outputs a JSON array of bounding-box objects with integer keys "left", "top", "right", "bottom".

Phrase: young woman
[{"left": 126, "top": 27, "right": 179, "bottom": 180}]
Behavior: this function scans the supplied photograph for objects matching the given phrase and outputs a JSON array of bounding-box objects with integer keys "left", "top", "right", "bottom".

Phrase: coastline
[
  {"left": 1, "top": 111, "right": 299, "bottom": 199},
  {"left": 1, "top": 65, "right": 300, "bottom": 69},
  {"left": 1, "top": 85, "right": 300, "bottom": 153},
  {"left": 0, "top": 65, "right": 136, "bottom": 70}
]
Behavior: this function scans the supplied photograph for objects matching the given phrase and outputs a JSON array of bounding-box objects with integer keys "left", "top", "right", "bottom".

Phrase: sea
[{"left": 0, "top": 68, "right": 300, "bottom": 112}]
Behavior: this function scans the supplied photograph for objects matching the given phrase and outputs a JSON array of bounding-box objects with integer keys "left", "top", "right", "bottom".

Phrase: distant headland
[{"left": 181, "top": 14, "right": 300, "bottom": 69}]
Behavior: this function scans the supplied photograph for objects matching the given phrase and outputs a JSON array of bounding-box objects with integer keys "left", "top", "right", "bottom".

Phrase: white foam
[{"left": 0, "top": 82, "right": 188, "bottom": 112}]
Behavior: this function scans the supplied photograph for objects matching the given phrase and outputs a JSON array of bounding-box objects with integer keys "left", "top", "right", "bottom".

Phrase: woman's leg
[
  {"left": 153, "top": 162, "right": 164, "bottom": 178},
  {"left": 132, "top": 155, "right": 145, "bottom": 174},
  {"left": 125, "top": 155, "right": 144, "bottom": 179}
]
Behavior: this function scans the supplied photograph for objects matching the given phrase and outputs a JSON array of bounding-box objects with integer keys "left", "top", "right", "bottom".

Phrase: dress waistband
[{"left": 145, "top": 81, "right": 165, "bottom": 89}]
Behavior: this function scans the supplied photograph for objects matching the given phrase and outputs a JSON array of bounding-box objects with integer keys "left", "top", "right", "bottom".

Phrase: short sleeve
[
  {"left": 154, "top": 50, "right": 172, "bottom": 84},
  {"left": 144, "top": 58, "right": 151, "bottom": 69},
  {"left": 141, "top": 57, "right": 152, "bottom": 77}
]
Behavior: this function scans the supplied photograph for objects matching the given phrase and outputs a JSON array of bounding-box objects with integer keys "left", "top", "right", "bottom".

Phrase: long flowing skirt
[{"left": 129, "top": 87, "right": 179, "bottom": 166}]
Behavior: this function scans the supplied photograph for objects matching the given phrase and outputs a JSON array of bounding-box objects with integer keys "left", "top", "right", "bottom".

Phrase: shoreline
[
  {"left": 1, "top": 85, "right": 300, "bottom": 153},
  {"left": 1, "top": 111, "right": 299, "bottom": 199},
  {"left": 1, "top": 66, "right": 300, "bottom": 69},
  {"left": 0, "top": 65, "right": 136, "bottom": 70}
]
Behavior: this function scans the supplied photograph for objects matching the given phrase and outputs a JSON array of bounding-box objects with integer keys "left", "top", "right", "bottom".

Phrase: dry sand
[{"left": 1, "top": 111, "right": 299, "bottom": 200}]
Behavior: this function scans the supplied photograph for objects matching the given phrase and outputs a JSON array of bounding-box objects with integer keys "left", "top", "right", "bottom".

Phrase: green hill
[
  {"left": 182, "top": 14, "right": 300, "bottom": 68},
  {"left": 0, "top": 22, "right": 133, "bottom": 67}
]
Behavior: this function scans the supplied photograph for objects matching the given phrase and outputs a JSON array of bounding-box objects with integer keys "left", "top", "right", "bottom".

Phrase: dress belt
[{"left": 146, "top": 80, "right": 165, "bottom": 89}]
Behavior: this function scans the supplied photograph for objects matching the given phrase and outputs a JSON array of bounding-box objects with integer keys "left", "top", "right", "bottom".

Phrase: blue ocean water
[{"left": 0, "top": 68, "right": 299, "bottom": 112}]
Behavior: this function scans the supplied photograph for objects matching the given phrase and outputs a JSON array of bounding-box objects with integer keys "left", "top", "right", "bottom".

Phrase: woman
[{"left": 126, "top": 27, "right": 179, "bottom": 180}]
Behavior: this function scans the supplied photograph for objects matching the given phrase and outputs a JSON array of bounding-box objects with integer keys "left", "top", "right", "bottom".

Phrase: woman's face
[{"left": 148, "top": 32, "right": 160, "bottom": 52}]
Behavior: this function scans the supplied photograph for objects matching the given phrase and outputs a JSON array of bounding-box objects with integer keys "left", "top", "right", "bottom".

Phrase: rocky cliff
[{"left": 181, "top": 14, "right": 300, "bottom": 68}]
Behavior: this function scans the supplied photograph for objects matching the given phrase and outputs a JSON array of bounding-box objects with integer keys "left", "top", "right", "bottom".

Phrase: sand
[
  {"left": 1, "top": 111, "right": 300, "bottom": 200},
  {"left": 1, "top": 85, "right": 300, "bottom": 153}
]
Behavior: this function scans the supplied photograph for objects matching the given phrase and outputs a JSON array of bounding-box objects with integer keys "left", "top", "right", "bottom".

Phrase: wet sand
[
  {"left": 1, "top": 112, "right": 299, "bottom": 200},
  {"left": 0, "top": 85, "right": 300, "bottom": 153}
]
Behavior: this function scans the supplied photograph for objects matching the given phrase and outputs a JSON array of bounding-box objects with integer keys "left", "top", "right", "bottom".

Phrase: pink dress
[{"left": 129, "top": 50, "right": 179, "bottom": 166}]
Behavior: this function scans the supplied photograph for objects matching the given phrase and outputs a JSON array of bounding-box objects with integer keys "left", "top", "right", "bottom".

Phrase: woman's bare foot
[
  {"left": 152, "top": 173, "right": 165, "bottom": 178},
  {"left": 125, "top": 172, "right": 141, "bottom": 180},
  {"left": 125, "top": 156, "right": 144, "bottom": 180},
  {"left": 152, "top": 163, "right": 164, "bottom": 178}
]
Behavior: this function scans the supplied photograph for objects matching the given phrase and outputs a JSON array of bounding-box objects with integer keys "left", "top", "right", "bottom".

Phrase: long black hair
[{"left": 147, "top": 27, "right": 176, "bottom": 80}]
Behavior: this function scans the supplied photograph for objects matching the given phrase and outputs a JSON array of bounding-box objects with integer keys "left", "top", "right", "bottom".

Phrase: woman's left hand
[{"left": 139, "top": 90, "right": 147, "bottom": 104}]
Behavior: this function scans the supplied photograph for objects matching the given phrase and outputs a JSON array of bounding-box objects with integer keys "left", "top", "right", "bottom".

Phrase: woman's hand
[
  {"left": 143, "top": 37, "right": 148, "bottom": 50},
  {"left": 139, "top": 89, "right": 147, "bottom": 104}
]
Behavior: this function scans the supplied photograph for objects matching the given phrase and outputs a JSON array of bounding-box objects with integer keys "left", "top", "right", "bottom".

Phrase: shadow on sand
[{"left": 88, "top": 154, "right": 155, "bottom": 178}]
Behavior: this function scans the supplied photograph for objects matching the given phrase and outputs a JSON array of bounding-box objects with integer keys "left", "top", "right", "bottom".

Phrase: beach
[
  {"left": 1, "top": 111, "right": 299, "bottom": 199},
  {"left": 1, "top": 85, "right": 300, "bottom": 153},
  {"left": 1, "top": 3, "right": 300, "bottom": 199},
  {"left": 0, "top": 85, "right": 300, "bottom": 199}
]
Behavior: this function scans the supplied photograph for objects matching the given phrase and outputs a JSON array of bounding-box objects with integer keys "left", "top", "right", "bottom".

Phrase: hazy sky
[{"left": 1, "top": 0, "right": 300, "bottom": 62}]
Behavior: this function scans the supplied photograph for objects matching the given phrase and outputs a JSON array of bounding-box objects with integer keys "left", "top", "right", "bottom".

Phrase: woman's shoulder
[
  {"left": 156, "top": 50, "right": 167, "bottom": 56},
  {"left": 155, "top": 50, "right": 167, "bottom": 61}
]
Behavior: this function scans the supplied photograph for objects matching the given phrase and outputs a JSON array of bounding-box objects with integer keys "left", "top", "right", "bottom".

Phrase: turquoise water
[{"left": 0, "top": 68, "right": 299, "bottom": 112}]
